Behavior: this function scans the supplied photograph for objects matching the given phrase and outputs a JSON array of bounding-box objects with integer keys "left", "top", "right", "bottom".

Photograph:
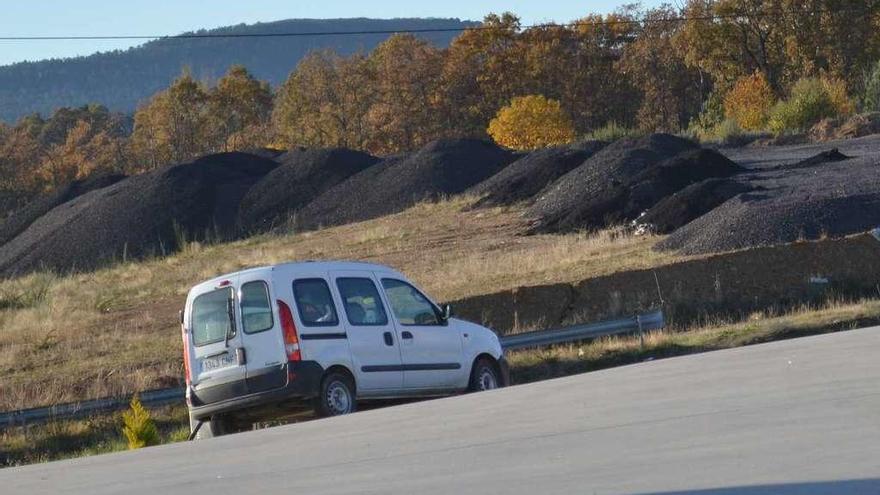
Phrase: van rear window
[
  {"left": 191, "top": 287, "right": 234, "bottom": 346},
  {"left": 293, "top": 279, "right": 339, "bottom": 326},
  {"left": 241, "top": 281, "right": 273, "bottom": 334}
]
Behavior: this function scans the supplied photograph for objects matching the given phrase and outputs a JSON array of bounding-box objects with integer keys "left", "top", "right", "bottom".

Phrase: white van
[{"left": 181, "top": 261, "right": 508, "bottom": 438}]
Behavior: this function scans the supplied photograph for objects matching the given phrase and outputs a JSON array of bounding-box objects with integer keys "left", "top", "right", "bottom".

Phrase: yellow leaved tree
[{"left": 487, "top": 95, "right": 575, "bottom": 150}]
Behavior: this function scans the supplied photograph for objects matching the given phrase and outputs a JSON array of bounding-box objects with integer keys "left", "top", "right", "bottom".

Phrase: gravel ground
[
  {"left": 0, "top": 174, "right": 125, "bottom": 247},
  {"left": 0, "top": 152, "right": 277, "bottom": 276},
  {"left": 238, "top": 148, "right": 378, "bottom": 233},
  {"left": 468, "top": 141, "right": 606, "bottom": 208},
  {"left": 658, "top": 140, "right": 880, "bottom": 253},
  {"left": 525, "top": 134, "right": 743, "bottom": 233},
  {"left": 293, "top": 138, "right": 515, "bottom": 230}
]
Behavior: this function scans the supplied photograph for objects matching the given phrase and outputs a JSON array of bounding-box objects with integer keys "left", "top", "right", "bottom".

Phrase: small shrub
[
  {"left": 821, "top": 76, "right": 855, "bottom": 116},
  {"left": 585, "top": 121, "right": 639, "bottom": 142},
  {"left": 723, "top": 72, "right": 775, "bottom": 131},
  {"left": 767, "top": 78, "right": 838, "bottom": 135},
  {"left": 863, "top": 61, "right": 880, "bottom": 112},
  {"left": 487, "top": 94, "right": 576, "bottom": 150},
  {"left": 688, "top": 92, "right": 726, "bottom": 141},
  {"left": 121, "top": 395, "right": 159, "bottom": 449}
]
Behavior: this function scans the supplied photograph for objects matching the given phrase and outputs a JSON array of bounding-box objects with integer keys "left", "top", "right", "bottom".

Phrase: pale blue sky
[{"left": 0, "top": 1, "right": 662, "bottom": 66}]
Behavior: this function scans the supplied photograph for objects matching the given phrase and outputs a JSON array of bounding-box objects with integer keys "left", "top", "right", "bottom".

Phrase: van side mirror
[
  {"left": 179, "top": 309, "right": 184, "bottom": 325},
  {"left": 440, "top": 304, "right": 453, "bottom": 321}
]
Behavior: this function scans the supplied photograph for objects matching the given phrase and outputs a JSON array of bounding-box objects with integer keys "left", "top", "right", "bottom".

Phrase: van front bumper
[{"left": 188, "top": 360, "right": 324, "bottom": 421}]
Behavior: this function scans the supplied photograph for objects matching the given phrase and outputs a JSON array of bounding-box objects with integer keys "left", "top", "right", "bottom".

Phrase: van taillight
[
  {"left": 277, "top": 300, "right": 301, "bottom": 361},
  {"left": 181, "top": 323, "right": 192, "bottom": 386}
]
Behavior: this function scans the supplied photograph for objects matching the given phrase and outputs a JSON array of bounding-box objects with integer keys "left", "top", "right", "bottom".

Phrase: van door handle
[
  {"left": 401, "top": 331, "right": 413, "bottom": 340},
  {"left": 383, "top": 332, "right": 394, "bottom": 346}
]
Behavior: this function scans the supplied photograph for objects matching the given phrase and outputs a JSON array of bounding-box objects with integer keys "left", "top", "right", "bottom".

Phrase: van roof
[{"left": 194, "top": 260, "right": 405, "bottom": 289}]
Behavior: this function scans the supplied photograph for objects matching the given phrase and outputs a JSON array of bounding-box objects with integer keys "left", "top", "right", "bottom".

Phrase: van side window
[
  {"left": 192, "top": 287, "right": 235, "bottom": 346},
  {"left": 241, "top": 281, "right": 273, "bottom": 334},
  {"left": 381, "top": 278, "right": 441, "bottom": 326},
  {"left": 336, "top": 278, "right": 388, "bottom": 326},
  {"left": 292, "top": 278, "right": 339, "bottom": 326}
]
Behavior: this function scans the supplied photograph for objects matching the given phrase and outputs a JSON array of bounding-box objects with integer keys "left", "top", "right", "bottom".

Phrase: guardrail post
[{"left": 637, "top": 314, "right": 644, "bottom": 349}]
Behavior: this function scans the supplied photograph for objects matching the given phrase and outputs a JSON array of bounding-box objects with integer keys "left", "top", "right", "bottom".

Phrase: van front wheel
[
  {"left": 314, "top": 372, "right": 357, "bottom": 417},
  {"left": 469, "top": 357, "right": 500, "bottom": 392}
]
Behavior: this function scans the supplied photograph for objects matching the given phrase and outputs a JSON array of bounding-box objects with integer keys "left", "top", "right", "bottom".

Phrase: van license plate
[{"left": 202, "top": 353, "right": 235, "bottom": 371}]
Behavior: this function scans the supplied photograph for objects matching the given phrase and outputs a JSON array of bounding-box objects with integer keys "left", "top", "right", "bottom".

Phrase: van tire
[
  {"left": 468, "top": 357, "right": 501, "bottom": 392},
  {"left": 314, "top": 371, "right": 357, "bottom": 417}
]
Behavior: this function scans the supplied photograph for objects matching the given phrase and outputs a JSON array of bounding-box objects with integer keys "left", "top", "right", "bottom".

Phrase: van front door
[
  {"left": 330, "top": 271, "right": 403, "bottom": 393},
  {"left": 379, "top": 278, "right": 464, "bottom": 390}
]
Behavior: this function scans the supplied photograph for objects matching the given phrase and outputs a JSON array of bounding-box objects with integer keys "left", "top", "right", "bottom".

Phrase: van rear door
[
  {"left": 237, "top": 271, "right": 287, "bottom": 394},
  {"left": 188, "top": 276, "right": 247, "bottom": 404}
]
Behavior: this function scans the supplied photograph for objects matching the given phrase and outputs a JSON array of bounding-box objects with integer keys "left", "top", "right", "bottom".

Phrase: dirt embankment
[{"left": 451, "top": 232, "right": 880, "bottom": 334}]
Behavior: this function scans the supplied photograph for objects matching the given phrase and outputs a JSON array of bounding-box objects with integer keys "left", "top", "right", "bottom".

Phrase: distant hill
[{"left": 0, "top": 18, "right": 477, "bottom": 123}]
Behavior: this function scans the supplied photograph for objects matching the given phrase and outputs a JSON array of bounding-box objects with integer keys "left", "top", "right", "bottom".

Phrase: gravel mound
[
  {"left": 636, "top": 178, "right": 755, "bottom": 234},
  {"left": 774, "top": 148, "right": 850, "bottom": 170},
  {"left": 238, "top": 148, "right": 378, "bottom": 233},
  {"left": 0, "top": 174, "right": 126, "bottom": 248},
  {"left": 658, "top": 158, "right": 880, "bottom": 254},
  {"left": 527, "top": 135, "right": 742, "bottom": 232},
  {"left": 468, "top": 141, "right": 606, "bottom": 208},
  {"left": 294, "top": 138, "right": 516, "bottom": 230},
  {"left": 0, "top": 152, "right": 277, "bottom": 276}
]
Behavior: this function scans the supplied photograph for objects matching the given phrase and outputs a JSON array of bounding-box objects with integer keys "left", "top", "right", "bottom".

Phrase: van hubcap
[
  {"left": 478, "top": 368, "right": 497, "bottom": 390},
  {"left": 326, "top": 382, "right": 352, "bottom": 414}
]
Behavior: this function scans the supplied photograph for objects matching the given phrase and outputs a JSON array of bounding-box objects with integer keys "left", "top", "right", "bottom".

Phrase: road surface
[{"left": 3, "top": 327, "right": 879, "bottom": 494}]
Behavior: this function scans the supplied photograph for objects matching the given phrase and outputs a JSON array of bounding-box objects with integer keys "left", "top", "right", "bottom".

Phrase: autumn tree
[
  {"left": 208, "top": 65, "right": 273, "bottom": 151},
  {"left": 723, "top": 72, "right": 775, "bottom": 130},
  {"left": 273, "top": 50, "right": 376, "bottom": 150},
  {"left": 366, "top": 34, "right": 445, "bottom": 154},
  {"left": 130, "top": 73, "right": 211, "bottom": 171},
  {"left": 36, "top": 120, "right": 124, "bottom": 190},
  {"left": 619, "top": 6, "right": 702, "bottom": 131},
  {"left": 487, "top": 95, "right": 575, "bottom": 150}
]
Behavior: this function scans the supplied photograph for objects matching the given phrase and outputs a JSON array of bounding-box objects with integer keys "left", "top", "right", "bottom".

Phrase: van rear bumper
[{"left": 188, "top": 361, "right": 324, "bottom": 420}]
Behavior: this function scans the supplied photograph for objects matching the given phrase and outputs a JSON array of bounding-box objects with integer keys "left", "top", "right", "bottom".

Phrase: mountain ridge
[{"left": 0, "top": 17, "right": 477, "bottom": 122}]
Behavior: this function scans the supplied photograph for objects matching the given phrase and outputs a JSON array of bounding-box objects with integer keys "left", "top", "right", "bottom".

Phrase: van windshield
[{"left": 192, "top": 287, "right": 234, "bottom": 346}]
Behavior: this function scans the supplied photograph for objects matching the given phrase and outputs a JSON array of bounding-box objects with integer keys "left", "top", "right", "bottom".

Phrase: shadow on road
[{"left": 635, "top": 478, "right": 880, "bottom": 495}]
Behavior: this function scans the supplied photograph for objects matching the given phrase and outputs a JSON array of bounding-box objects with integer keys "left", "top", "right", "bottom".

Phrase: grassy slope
[{"left": 0, "top": 197, "right": 683, "bottom": 411}]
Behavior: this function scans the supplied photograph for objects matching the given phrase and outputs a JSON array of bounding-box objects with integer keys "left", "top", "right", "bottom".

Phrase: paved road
[{"left": 4, "top": 328, "right": 880, "bottom": 495}]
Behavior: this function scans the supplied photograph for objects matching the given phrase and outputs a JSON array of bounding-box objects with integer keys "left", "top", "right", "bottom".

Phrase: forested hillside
[{"left": 0, "top": 17, "right": 475, "bottom": 122}]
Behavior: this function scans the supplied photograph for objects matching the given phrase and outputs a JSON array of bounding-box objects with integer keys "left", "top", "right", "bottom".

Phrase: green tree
[
  {"left": 487, "top": 94, "right": 576, "bottom": 150},
  {"left": 121, "top": 395, "right": 159, "bottom": 450}
]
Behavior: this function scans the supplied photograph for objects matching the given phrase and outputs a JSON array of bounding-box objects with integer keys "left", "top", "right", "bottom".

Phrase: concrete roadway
[{"left": 3, "top": 327, "right": 879, "bottom": 494}]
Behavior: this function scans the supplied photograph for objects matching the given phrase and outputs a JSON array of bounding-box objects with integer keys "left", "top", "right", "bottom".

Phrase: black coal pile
[
  {"left": 238, "top": 148, "right": 378, "bottom": 233},
  {"left": 657, "top": 157, "right": 880, "bottom": 254},
  {"left": 635, "top": 178, "right": 755, "bottom": 234},
  {"left": 527, "top": 134, "right": 746, "bottom": 233},
  {"left": 773, "top": 148, "right": 850, "bottom": 171},
  {"left": 294, "top": 138, "right": 516, "bottom": 230},
  {"left": 0, "top": 152, "right": 277, "bottom": 276},
  {"left": 0, "top": 174, "right": 125, "bottom": 247},
  {"left": 468, "top": 141, "right": 606, "bottom": 208}
]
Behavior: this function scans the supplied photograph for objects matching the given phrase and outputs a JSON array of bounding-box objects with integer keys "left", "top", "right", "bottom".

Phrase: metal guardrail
[
  {"left": 498, "top": 308, "right": 665, "bottom": 351},
  {"left": 1, "top": 309, "right": 663, "bottom": 429}
]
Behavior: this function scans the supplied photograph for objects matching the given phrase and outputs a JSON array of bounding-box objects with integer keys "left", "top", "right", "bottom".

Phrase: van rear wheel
[{"left": 314, "top": 371, "right": 357, "bottom": 417}]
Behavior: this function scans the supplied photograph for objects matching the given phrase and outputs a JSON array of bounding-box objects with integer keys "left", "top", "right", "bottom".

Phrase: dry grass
[
  {"left": 0, "top": 197, "right": 683, "bottom": 411},
  {"left": 508, "top": 297, "right": 880, "bottom": 384}
]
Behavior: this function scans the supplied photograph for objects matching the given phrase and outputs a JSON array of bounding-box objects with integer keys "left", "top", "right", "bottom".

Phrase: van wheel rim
[
  {"left": 478, "top": 368, "right": 497, "bottom": 390},
  {"left": 326, "top": 382, "right": 352, "bottom": 414}
]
